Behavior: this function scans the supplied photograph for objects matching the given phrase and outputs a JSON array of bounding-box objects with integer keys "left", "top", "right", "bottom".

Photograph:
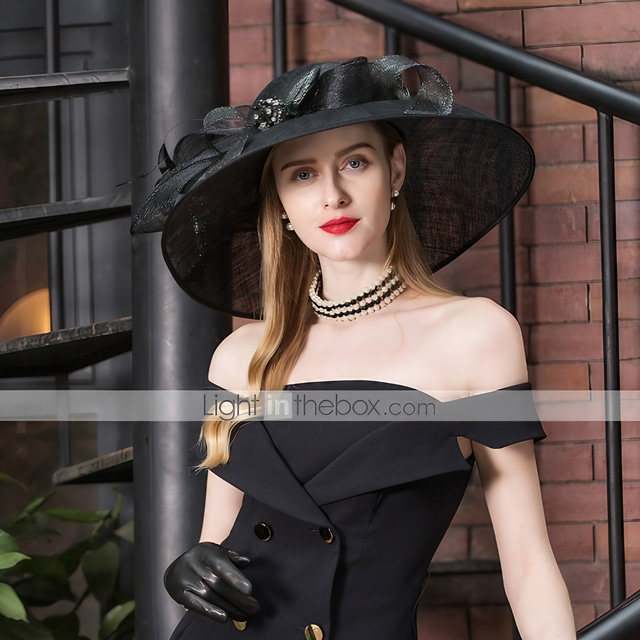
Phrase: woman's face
[{"left": 271, "top": 122, "right": 406, "bottom": 264}]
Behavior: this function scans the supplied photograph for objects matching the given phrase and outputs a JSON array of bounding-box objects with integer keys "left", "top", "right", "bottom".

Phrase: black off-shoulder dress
[{"left": 169, "top": 379, "right": 546, "bottom": 640}]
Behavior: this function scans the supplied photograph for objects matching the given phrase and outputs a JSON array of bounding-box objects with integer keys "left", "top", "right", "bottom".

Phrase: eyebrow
[{"left": 278, "top": 142, "right": 375, "bottom": 172}]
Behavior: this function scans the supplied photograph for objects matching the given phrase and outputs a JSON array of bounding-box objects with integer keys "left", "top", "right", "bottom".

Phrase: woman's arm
[
  {"left": 474, "top": 439, "right": 576, "bottom": 640},
  {"left": 199, "top": 471, "right": 244, "bottom": 543},
  {"left": 464, "top": 298, "right": 576, "bottom": 639}
]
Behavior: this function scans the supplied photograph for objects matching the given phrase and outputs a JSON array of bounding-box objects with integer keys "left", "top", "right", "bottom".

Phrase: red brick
[
  {"left": 594, "top": 440, "right": 640, "bottom": 481},
  {"left": 623, "top": 483, "right": 640, "bottom": 519},
  {"left": 524, "top": 4, "right": 640, "bottom": 47},
  {"left": 530, "top": 161, "right": 640, "bottom": 205},
  {"left": 574, "top": 603, "right": 597, "bottom": 630},
  {"left": 435, "top": 245, "right": 530, "bottom": 291},
  {"left": 229, "top": 0, "right": 273, "bottom": 26},
  {"left": 520, "top": 124, "right": 584, "bottom": 164},
  {"left": 530, "top": 243, "right": 599, "bottom": 283},
  {"left": 532, "top": 320, "right": 640, "bottom": 362},
  {"left": 289, "top": 21, "right": 384, "bottom": 62},
  {"left": 230, "top": 0, "right": 339, "bottom": 26},
  {"left": 541, "top": 420, "right": 605, "bottom": 443},
  {"left": 590, "top": 278, "right": 640, "bottom": 321},
  {"left": 595, "top": 521, "right": 640, "bottom": 561},
  {"left": 469, "top": 605, "right": 513, "bottom": 640},
  {"left": 230, "top": 26, "right": 271, "bottom": 66},
  {"left": 286, "top": 0, "right": 338, "bottom": 23},
  {"left": 411, "top": 51, "right": 460, "bottom": 91},
  {"left": 548, "top": 523, "right": 595, "bottom": 561},
  {"left": 471, "top": 526, "right": 499, "bottom": 559},
  {"left": 529, "top": 163, "right": 598, "bottom": 205},
  {"left": 587, "top": 201, "right": 640, "bottom": 242},
  {"left": 530, "top": 363, "right": 590, "bottom": 390},
  {"left": 536, "top": 442, "right": 594, "bottom": 481},
  {"left": 541, "top": 482, "right": 607, "bottom": 522},
  {"left": 452, "top": 484, "right": 491, "bottom": 525},
  {"left": 583, "top": 42, "right": 640, "bottom": 83},
  {"left": 561, "top": 562, "right": 609, "bottom": 602},
  {"left": 584, "top": 119, "right": 640, "bottom": 162},
  {"left": 524, "top": 86, "right": 597, "bottom": 126},
  {"left": 519, "top": 283, "right": 588, "bottom": 325},
  {"left": 526, "top": 45, "right": 582, "bottom": 70},
  {"left": 416, "top": 606, "right": 469, "bottom": 640},
  {"left": 406, "top": 0, "right": 460, "bottom": 16},
  {"left": 433, "top": 525, "right": 470, "bottom": 561},
  {"left": 460, "top": 59, "right": 494, "bottom": 91},
  {"left": 230, "top": 64, "right": 272, "bottom": 105},
  {"left": 517, "top": 204, "right": 587, "bottom": 246},
  {"left": 462, "top": 0, "right": 574, "bottom": 7},
  {"left": 449, "top": 10, "right": 524, "bottom": 47}
]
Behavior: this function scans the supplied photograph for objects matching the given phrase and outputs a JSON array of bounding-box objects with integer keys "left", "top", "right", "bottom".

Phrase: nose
[{"left": 323, "top": 172, "right": 350, "bottom": 209}]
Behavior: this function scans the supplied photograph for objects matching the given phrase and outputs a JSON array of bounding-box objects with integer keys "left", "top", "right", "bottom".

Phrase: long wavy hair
[{"left": 198, "top": 121, "right": 460, "bottom": 468}]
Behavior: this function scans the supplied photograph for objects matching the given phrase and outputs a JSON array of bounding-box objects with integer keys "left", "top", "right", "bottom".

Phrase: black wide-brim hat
[{"left": 131, "top": 55, "right": 535, "bottom": 318}]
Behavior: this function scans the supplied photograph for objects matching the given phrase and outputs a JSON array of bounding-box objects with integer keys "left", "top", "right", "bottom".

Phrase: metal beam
[
  {"left": 0, "top": 69, "right": 129, "bottom": 106},
  {"left": 330, "top": 0, "right": 640, "bottom": 125},
  {"left": 0, "top": 193, "right": 131, "bottom": 240},
  {"left": 129, "top": 2, "right": 231, "bottom": 638}
]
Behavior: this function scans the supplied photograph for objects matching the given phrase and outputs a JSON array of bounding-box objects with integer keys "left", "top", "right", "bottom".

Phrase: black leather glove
[{"left": 164, "top": 541, "right": 260, "bottom": 623}]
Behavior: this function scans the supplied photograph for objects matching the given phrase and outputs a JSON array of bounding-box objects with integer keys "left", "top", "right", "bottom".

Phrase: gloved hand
[{"left": 164, "top": 541, "right": 260, "bottom": 623}]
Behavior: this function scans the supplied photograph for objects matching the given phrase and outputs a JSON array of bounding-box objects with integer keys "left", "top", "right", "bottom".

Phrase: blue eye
[
  {"left": 347, "top": 159, "right": 364, "bottom": 169},
  {"left": 297, "top": 171, "right": 311, "bottom": 181}
]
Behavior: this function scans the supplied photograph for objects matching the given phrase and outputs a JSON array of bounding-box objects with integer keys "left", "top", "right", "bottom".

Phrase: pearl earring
[
  {"left": 391, "top": 189, "right": 400, "bottom": 211},
  {"left": 281, "top": 212, "right": 294, "bottom": 231}
]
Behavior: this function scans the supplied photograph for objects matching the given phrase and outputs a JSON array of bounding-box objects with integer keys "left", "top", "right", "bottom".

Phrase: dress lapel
[{"left": 211, "top": 419, "right": 332, "bottom": 527}]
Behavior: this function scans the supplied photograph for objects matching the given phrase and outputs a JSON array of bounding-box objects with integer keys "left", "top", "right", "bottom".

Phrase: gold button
[
  {"left": 253, "top": 522, "right": 273, "bottom": 541},
  {"left": 304, "top": 623, "right": 323, "bottom": 640},
  {"left": 232, "top": 620, "right": 247, "bottom": 631},
  {"left": 319, "top": 527, "right": 334, "bottom": 543}
]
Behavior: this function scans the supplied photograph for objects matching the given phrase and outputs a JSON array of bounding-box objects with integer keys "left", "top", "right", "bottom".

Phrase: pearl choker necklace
[{"left": 309, "top": 266, "right": 406, "bottom": 321}]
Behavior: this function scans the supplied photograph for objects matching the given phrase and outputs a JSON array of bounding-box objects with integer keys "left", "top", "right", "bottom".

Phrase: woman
[{"left": 132, "top": 55, "right": 576, "bottom": 640}]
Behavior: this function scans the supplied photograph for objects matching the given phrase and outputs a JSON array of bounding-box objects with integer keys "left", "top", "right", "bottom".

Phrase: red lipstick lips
[{"left": 320, "top": 216, "right": 359, "bottom": 235}]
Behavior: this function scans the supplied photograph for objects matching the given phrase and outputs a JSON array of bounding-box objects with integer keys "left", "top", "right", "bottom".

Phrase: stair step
[
  {"left": 0, "top": 68, "right": 129, "bottom": 107},
  {"left": 0, "top": 193, "right": 131, "bottom": 240},
  {"left": 53, "top": 446, "right": 133, "bottom": 485},
  {"left": 0, "top": 317, "right": 132, "bottom": 377}
]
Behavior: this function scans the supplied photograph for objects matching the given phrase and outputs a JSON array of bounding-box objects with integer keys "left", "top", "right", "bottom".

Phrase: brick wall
[{"left": 228, "top": 1, "right": 640, "bottom": 638}]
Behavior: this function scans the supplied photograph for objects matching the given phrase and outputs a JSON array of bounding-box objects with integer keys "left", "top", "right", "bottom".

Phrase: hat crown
[{"left": 246, "top": 55, "right": 453, "bottom": 133}]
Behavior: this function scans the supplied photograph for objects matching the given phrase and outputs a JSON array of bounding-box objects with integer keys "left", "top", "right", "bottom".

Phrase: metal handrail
[{"left": 331, "top": 0, "right": 640, "bottom": 125}]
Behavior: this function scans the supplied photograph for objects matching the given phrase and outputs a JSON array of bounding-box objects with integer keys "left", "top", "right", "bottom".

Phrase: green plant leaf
[
  {"left": 44, "top": 508, "right": 105, "bottom": 524},
  {"left": 0, "top": 552, "right": 30, "bottom": 570},
  {"left": 0, "top": 530, "right": 20, "bottom": 554},
  {"left": 82, "top": 540, "right": 119, "bottom": 604},
  {"left": 113, "top": 521, "right": 133, "bottom": 544},
  {"left": 6, "top": 513, "right": 57, "bottom": 540},
  {"left": 19, "top": 555, "right": 67, "bottom": 581},
  {"left": 98, "top": 600, "right": 134, "bottom": 640},
  {"left": 42, "top": 613, "right": 80, "bottom": 640},
  {"left": 0, "top": 473, "right": 28, "bottom": 492},
  {"left": 16, "top": 490, "right": 55, "bottom": 521},
  {"left": 12, "top": 576, "right": 75, "bottom": 607},
  {"left": 58, "top": 539, "right": 90, "bottom": 576},
  {"left": 0, "top": 582, "right": 28, "bottom": 621},
  {"left": 0, "top": 617, "right": 55, "bottom": 640}
]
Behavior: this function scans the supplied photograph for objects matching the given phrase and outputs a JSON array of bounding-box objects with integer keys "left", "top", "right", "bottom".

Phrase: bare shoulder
[
  {"left": 207, "top": 320, "right": 266, "bottom": 391},
  {"left": 445, "top": 296, "right": 529, "bottom": 392}
]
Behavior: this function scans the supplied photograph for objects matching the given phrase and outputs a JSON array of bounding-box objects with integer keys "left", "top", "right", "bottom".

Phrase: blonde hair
[{"left": 198, "top": 122, "right": 460, "bottom": 468}]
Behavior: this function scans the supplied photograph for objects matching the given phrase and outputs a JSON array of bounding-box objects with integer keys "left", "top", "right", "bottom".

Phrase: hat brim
[{"left": 161, "top": 102, "right": 534, "bottom": 318}]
